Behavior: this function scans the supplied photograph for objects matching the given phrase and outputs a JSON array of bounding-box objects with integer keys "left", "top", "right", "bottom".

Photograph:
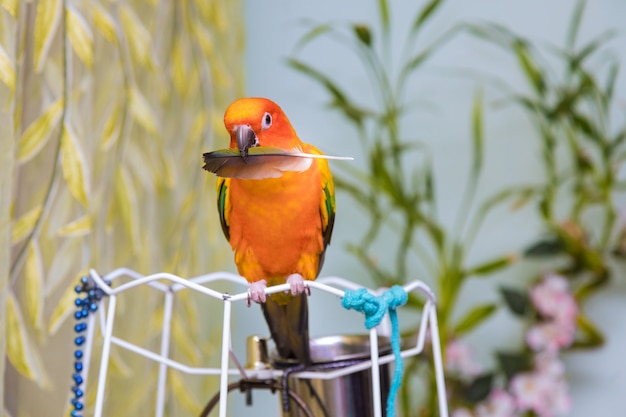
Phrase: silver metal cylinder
[{"left": 278, "top": 334, "right": 391, "bottom": 417}]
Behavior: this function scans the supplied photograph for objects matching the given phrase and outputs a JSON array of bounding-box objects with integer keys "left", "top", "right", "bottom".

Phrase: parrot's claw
[
  {"left": 248, "top": 280, "right": 267, "bottom": 306},
  {"left": 287, "top": 274, "right": 307, "bottom": 296}
]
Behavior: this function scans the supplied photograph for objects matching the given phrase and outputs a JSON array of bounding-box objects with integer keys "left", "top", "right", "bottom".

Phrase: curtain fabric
[{"left": 0, "top": 0, "right": 244, "bottom": 415}]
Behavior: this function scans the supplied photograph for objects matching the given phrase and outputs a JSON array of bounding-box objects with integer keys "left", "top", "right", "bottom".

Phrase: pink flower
[
  {"left": 530, "top": 274, "right": 578, "bottom": 324},
  {"left": 510, "top": 370, "right": 571, "bottom": 417},
  {"left": 475, "top": 389, "right": 517, "bottom": 417},
  {"left": 534, "top": 351, "right": 565, "bottom": 378},
  {"left": 527, "top": 273, "right": 578, "bottom": 354},
  {"left": 547, "top": 378, "right": 571, "bottom": 416},
  {"left": 446, "top": 339, "right": 482, "bottom": 378},
  {"left": 510, "top": 372, "right": 552, "bottom": 416},
  {"left": 526, "top": 321, "right": 576, "bottom": 352}
]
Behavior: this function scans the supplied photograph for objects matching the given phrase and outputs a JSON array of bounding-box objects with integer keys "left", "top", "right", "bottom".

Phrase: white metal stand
[{"left": 85, "top": 268, "right": 449, "bottom": 417}]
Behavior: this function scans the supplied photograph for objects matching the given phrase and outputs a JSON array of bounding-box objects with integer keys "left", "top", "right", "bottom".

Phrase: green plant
[
  {"left": 289, "top": 1, "right": 518, "bottom": 414},
  {"left": 289, "top": 0, "right": 625, "bottom": 416},
  {"left": 466, "top": 0, "right": 626, "bottom": 350}
]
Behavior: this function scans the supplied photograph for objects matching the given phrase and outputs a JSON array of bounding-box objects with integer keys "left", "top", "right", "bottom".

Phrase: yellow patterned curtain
[{"left": 0, "top": 0, "right": 243, "bottom": 415}]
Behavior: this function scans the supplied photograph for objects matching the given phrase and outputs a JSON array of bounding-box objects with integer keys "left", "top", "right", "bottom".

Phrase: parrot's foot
[
  {"left": 286, "top": 273, "right": 309, "bottom": 296},
  {"left": 248, "top": 280, "right": 267, "bottom": 306}
]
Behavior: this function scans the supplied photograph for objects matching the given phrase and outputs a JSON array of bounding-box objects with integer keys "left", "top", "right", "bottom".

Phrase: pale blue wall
[{"left": 229, "top": 1, "right": 626, "bottom": 415}]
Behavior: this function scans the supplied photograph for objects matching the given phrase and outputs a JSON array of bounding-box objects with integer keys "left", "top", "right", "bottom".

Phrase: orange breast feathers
[{"left": 227, "top": 152, "right": 326, "bottom": 286}]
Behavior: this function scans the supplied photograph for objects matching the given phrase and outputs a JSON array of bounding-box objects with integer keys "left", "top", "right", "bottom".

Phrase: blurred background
[{"left": 2, "top": 0, "right": 625, "bottom": 416}]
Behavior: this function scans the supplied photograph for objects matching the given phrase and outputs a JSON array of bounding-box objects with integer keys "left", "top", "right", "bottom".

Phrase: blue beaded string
[
  {"left": 342, "top": 285, "right": 408, "bottom": 417},
  {"left": 69, "top": 275, "right": 108, "bottom": 417}
]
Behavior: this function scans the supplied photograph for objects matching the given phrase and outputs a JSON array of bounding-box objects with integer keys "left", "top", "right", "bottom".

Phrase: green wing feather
[
  {"left": 317, "top": 159, "right": 335, "bottom": 274},
  {"left": 216, "top": 177, "right": 230, "bottom": 241}
]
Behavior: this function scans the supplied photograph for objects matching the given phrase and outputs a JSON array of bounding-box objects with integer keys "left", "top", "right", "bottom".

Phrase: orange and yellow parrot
[{"left": 202, "top": 97, "right": 336, "bottom": 364}]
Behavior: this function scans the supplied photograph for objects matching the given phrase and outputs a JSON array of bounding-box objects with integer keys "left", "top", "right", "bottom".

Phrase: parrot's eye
[{"left": 261, "top": 112, "right": 272, "bottom": 130}]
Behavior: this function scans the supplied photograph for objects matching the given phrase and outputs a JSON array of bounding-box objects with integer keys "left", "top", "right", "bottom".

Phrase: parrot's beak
[{"left": 235, "top": 125, "right": 259, "bottom": 161}]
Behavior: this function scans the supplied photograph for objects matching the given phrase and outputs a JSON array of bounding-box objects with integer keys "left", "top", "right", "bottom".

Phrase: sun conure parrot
[{"left": 202, "top": 97, "right": 336, "bottom": 365}]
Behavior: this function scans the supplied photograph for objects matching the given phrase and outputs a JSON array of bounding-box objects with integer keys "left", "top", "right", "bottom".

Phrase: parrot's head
[{"left": 224, "top": 98, "right": 301, "bottom": 160}]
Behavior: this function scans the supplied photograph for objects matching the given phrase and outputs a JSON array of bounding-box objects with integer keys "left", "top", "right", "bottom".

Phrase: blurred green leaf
[
  {"left": 293, "top": 23, "right": 333, "bottom": 52},
  {"left": 399, "top": 49, "right": 432, "bottom": 85},
  {"left": 397, "top": 28, "right": 458, "bottom": 92},
  {"left": 453, "top": 303, "right": 498, "bottom": 335},
  {"left": 605, "top": 61, "right": 619, "bottom": 103},
  {"left": 370, "top": 142, "right": 402, "bottom": 203},
  {"left": 571, "top": 112, "right": 601, "bottom": 142},
  {"left": 465, "top": 186, "right": 538, "bottom": 249},
  {"left": 479, "top": 187, "right": 535, "bottom": 213},
  {"left": 497, "top": 351, "right": 532, "bottom": 381},
  {"left": 507, "top": 94, "right": 546, "bottom": 114},
  {"left": 467, "top": 25, "right": 549, "bottom": 98},
  {"left": 574, "top": 270, "right": 608, "bottom": 302},
  {"left": 466, "top": 254, "right": 517, "bottom": 277},
  {"left": 462, "top": 373, "right": 493, "bottom": 403},
  {"left": 573, "top": 311, "right": 605, "bottom": 348},
  {"left": 423, "top": 161, "right": 435, "bottom": 204},
  {"left": 569, "top": 29, "right": 617, "bottom": 73},
  {"left": 377, "top": 0, "right": 390, "bottom": 35},
  {"left": 461, "top": 21, "right": 513, "bottom": 49},
  {"left": 611, "top": 129, "right": 626, "bottom": 152},
  {"left": 353, "top": 24, "right": 372, "bottom": 47},
  {"left": 509, "top": 187, "right": 537, "bottom": 211},
  {"left": 524, "top": 238, "right": 564, "bottom": 257},
  {"left": 471, "top": 88, "right": 484, "bottom": 177},
  {"left": 288, "top": 58, "right": 347, "bottom": 103},
  {"left": 410, "top": 0, "right": 442, "bottom": 37},
  {"left": 500, "top": 286, "right": 529, "bottom": 316},
  {"left": 513, "top": 40, "right": 545, "bottom": 95},
  {"left": 566, "top": 0, "right": 586, "bottom": 49},
  {"left": 288, "top": 58, "right": 371, "bottom": 126}
]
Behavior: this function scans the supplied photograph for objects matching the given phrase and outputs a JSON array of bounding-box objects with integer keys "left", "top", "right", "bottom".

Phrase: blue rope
[{"left": 342, "top": 286, "right": 408, "bottom": 417}]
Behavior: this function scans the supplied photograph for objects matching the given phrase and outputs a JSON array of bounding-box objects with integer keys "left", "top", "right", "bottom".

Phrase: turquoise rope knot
[
  {"left": 342, "top": 285, "right": 408, "bottom": 417},
  {"left": 342, "top": 286, "right": 407, "bottom": 329}
]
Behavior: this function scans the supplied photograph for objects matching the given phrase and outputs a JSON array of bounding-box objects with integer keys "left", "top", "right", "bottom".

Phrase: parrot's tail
[{"left": 261, "top": 293, "right": 310, "bottom": 365}]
